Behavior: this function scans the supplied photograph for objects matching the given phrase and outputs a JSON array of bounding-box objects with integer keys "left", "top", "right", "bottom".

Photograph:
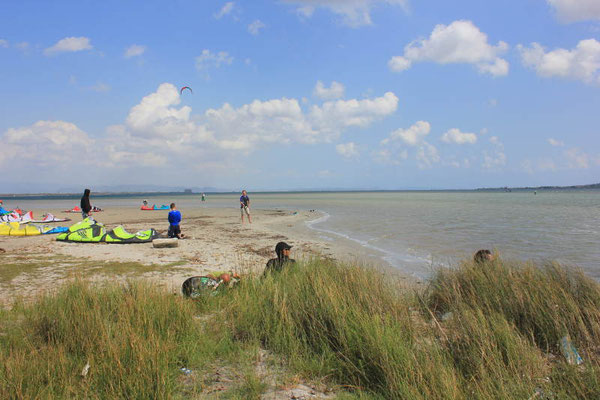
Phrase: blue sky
[{"left": 1, "top": 0, "right": 599, "bottom": 192}]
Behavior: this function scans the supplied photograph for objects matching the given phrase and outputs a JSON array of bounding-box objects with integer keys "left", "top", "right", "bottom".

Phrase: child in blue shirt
[{"left": 168, "top": 203, "right": 185, "bottom": 238}]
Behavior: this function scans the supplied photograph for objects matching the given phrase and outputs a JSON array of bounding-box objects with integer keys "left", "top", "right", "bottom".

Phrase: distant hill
[{"left": 476, "top": 183, "right": 600, "bottom": 191}]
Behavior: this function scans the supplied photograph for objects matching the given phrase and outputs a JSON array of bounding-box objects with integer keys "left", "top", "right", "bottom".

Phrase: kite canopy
[
  {"left": 0, "top": 222, "right": 68, "bottom": 236},
  {"left": 141, "top": 204, "right": 170, "bottom": 210},
  {"left": 180, "top": 86, "right": 192, "bottom": 95},
  {"left": 56, "top": 218, "right": 158, "bottom": 243}
]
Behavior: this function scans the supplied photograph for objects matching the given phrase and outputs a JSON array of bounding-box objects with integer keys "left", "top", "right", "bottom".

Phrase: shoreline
[{"left": 0, "top": 206, "right": 415, "bottom": 307}]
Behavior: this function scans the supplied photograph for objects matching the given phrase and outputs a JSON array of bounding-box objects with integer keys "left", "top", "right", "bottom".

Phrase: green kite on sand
[{"left": 56, "top": 218, "right": 158, "bottom": 243}]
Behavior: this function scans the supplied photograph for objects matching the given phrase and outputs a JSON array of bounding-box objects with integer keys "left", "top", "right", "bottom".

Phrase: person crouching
[{"left": 168, "top": 203, "right": 185, "bottom": 239}]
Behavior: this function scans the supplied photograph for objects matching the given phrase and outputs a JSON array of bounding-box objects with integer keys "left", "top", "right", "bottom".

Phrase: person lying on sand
[
  {"left": 264, "top": 242, "right": 296, "bottom": 276},
  {"left": 168, "top": 203, "right": 185, "bottom": 239}
]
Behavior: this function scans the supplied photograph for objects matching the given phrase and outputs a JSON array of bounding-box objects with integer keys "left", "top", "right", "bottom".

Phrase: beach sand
[{"left": 0, "top": 206, "right": 405, "bottom": 307}]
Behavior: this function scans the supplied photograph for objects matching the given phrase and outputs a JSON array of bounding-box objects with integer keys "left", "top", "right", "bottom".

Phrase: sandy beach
[{"left": 0, "top": 206, "right": 399, "bottom": 307}]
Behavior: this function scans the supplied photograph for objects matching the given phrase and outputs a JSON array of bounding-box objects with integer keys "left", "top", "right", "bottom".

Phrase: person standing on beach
[
  {"left": 80, "top": 189, "right": 92, "bottom": 220},
  {"left": 240, "top": 190, "right": 251, "bottom": 224},
  {"left": 168, "top": 203, "right": 185, "bottom": 239},
  {"left": 201, "top": 193, "right": 206, "bottom": 202}
]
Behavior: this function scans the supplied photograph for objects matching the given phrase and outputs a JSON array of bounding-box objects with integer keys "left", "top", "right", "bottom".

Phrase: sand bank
[{"left": 0, "top": 206, "right": 405, "bottom": 306}]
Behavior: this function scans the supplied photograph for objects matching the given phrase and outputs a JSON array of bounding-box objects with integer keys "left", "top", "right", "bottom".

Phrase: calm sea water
[{"left": 6, "top": 191, "right": 599, "bottom": 279}]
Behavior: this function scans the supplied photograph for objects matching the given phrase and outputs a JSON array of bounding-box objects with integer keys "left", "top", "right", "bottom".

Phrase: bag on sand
[{"left": 181, "top": 276, "right": 221, "bottom": 298}]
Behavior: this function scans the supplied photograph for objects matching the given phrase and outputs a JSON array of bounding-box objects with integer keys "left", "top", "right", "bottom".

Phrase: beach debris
[
  {"left": 180, "top": 367, "right": 192, "bottom": 376},
  {"left": 441, "top": 312, "right": 453, "bottom": 321},
  {"left": 559, "top": 335, "right": 583, "bottom": 365},
  {"left": 81, "top": 362, "right": 90, "bottom": 378},
  {"left": 152, "top": 238, "right": 179, "bottom": 248}
]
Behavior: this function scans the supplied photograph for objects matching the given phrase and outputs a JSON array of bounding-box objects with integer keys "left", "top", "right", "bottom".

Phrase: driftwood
[{"left": 152, "top": 238, "right": 179, "bottom": 248}]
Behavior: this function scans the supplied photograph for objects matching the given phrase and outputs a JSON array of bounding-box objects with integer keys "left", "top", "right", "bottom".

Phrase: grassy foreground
[{"left": 1, "top": 257, "right": 599, "bottom": 399}]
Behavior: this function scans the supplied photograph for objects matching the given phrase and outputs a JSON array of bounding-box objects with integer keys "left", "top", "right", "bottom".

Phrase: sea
[{"left": 4, "top": 190, "right": 599, "bottom": 280}]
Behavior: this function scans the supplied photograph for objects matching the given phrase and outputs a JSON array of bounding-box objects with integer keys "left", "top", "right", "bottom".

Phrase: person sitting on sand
[
  {"left": 168, "top": 203, "right": 185, "bottom": 239},
  {"left": 264, "top": 242, "right": 296, "bottom": 275},
  {"left": 474, "top": 249, "right": 494, "bottom": 264}
]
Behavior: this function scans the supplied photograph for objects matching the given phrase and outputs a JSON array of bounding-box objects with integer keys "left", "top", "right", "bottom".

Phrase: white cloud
[
  {"left": 44, "top": 36, "right": 92, "bottom": 56},
  {"left": 282, "top": 0, "right": 408, "bottom": 27},
  {"left": 487, "top": 99, "right": 497, "bottom": 107},
  {"left": 388, "top": 20, "right": 509, "bottom": 77},
  {"left": 381, "top": 120, "right": 430, "bottom": 146},
  {"left": 0, "top": 39, "right": 8, "bottom": 48},
  {"left": 195, "top": 49, "right": 234, "bottom": 73},
  {"left": 548, "top": 138, "right": 565, "bottom": 146},
  {"left": 124, "top": 44, "right": 146, "bottom": 58},
  {"left": 214, "top": 2, "right": 235, "bottom": 19},
  {"left": 0, "top": 121, "right": 95, "bottom": 167},
  {"left": 0, "top": 83, "right": 399, "bottom": 180},
  {"left": 518, "top": 39, "right": 600, "bottom": 85},
  {"left": 441, "top": 128, "right": 477, "bottom": 144},
  {"left": 248, "top": 20, "right": 266, "bottom": 35},
  {"left": 313, "top": 80, "right": 345, "bottom": 100},
  {"left": 336, "top": 142, "right": 359, "bottom": 158},
  {"left": 547, "top": 0, "right": 600, "bottom": 23}
]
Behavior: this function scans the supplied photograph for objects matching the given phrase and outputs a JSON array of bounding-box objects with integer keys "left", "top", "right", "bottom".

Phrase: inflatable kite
[
  {"left": 63, "top": 206, "right": 81, "bottom": 213},
  {"left": 56, "top": 218, "right": 158, "bottom": 243},
  {"left": 180, "top": 86, "right": 192, "bottom": 95},
  {"left": 0, "top": 211, "right": 33, "bottom": 223},
  {"left": 0, "top": 222, "right": 68, "bottom": 236},
  {"left": 31, "top": 213, "right": 71, "bottom": 223},
  {"left": 141, "top": 204, "right": 170, "bottom": 210}
]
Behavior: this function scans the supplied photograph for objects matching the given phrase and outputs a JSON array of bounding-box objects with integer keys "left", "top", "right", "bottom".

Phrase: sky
[{"left": 1, "top": 0, "right": 599, "bottom": 192}]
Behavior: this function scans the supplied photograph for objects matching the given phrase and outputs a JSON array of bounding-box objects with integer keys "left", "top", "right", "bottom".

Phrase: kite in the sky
[{"left": 180, "top": 86, "right": 193, "bottom": 95}]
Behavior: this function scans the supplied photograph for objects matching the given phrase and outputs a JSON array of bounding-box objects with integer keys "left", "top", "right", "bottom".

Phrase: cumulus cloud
[
  {"left": 547, "top": 0, "right": 600, "bottom": 23},
  {"left": 124, "top": 44, "right": 146, "bottom": 58},
  {"left": 518, "top": 39, "right": 600, "bottom": 85},
  {"left": 214, "top": 2, "right": 235, "bottom": 19},
  {"left": 381, "top": 121, "right": 430, "bottom": 146},
  {"left": 44, "top": 36, "right": 92, "bottom": 56},
  {"left": 377, "top": 121, "right": 439, "bottom": 168},
  {"left": 282, "top": 0, "right": 408, "bottom": 27},
  {"left": 0, "top": 121, "right": 95, "bottom": 167},
  {"left": 548, "top": 138, "right": 565, "bottom": 146},
  {"left": 441, "top": 128, "right": 477, "bottom": 144},
  {"left": 388, "top": 20, "right": 509, "bottom": 77},
  {"left": 313, "top": 81, "right": 345, "bottom": 100},
  {"left": 195, "top": 49, "right": 234, "bottom": 73},
  {"left": 248, "top": 20, "right": 266, "bottom": 35},
  {"left": 0, "top": 83, "right": 399, "bottom": 181},
  {"left": 336, "top": 142, "right": 359, "bottom": 158}
]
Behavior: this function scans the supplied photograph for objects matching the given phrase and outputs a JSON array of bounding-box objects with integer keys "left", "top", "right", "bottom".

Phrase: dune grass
[{"left": 1, "top": 257, "right": 599, "bottom": 399}]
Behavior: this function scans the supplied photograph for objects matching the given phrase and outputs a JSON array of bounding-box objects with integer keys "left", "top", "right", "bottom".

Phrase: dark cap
[{"left": 275, "top": 241, "right": 292, "bottom": 254}]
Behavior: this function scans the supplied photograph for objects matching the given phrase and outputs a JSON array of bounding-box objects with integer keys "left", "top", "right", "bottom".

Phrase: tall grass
[
  {"left": 1, "top": 256, "right": 599, "bottom": 399},
  {"left": 0, "top": 281, "right": 230, "bottom": 399}
]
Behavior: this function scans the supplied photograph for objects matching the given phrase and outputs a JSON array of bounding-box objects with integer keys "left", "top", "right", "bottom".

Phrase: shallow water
[{"left": 6, "top": 190, "right": 599, "bottom": 279}]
